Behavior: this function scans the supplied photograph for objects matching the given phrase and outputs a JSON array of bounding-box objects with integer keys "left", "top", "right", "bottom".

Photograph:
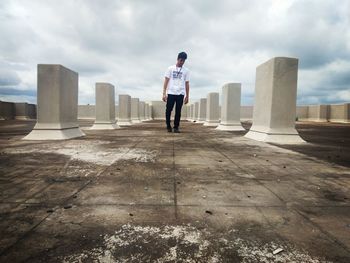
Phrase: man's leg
[
  {"left": 165, "top": 94, "right": 176, "bottom": 129},
  {"left": 174, "top": 95, "right": 184, "bottom": 129}
]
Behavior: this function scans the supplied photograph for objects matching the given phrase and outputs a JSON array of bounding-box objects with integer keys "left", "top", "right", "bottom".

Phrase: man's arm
[
  {"left": 162, "top": 77, "right": 169, "bottom": 102},
  {"left": 184, "top": 81, "right": 189, "bottom": 104}
]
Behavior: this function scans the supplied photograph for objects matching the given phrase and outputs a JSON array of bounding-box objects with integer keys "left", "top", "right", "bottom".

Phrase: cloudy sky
[{"left": 0, "top": 0, "right": 349, "bottom": 105}]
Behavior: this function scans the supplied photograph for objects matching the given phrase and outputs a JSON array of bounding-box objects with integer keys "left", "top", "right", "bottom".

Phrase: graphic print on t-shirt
[{"left": 172, "top": 71, "right": 183, "bottom": 79}]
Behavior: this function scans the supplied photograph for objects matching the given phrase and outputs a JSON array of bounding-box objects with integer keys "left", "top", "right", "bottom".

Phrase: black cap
[{"left": 177, "top": 52, "right": 187, "bottom": 60}]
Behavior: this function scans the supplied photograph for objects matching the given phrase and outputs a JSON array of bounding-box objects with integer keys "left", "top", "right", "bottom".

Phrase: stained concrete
[{"left": 0, "top": 120, "right": 350, "bottom": 262}]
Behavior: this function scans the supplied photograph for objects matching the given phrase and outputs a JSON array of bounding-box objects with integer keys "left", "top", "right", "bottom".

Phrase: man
[{"left": 162, "top": 52, "right": 190, "bottom": 133}]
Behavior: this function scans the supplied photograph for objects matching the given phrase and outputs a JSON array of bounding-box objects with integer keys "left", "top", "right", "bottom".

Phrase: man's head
[{"left": 176, "top": 52, "right": 187, "bottom": 67}]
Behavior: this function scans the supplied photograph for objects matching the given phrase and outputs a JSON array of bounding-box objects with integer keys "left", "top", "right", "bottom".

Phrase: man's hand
[
  {"left": 184, "top": 96, "right": 189, "bottom": 104},
  {"left": 162, "top": 94, "right": 167, "bottom": 102}
]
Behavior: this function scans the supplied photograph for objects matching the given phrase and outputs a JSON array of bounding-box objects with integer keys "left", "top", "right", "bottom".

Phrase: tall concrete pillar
[
  {"left": 24, "top": 64, "right": 84, "bottom": 140},
  {"left": 139, "top": 101, "right": 146, "bottom": 121},
  {"left": 186, "top": 105, "right": 191, "bottom": 121},
  {"left": 118, "top": 94, "right": 132, "bottom": 126},
  {"left": 197, "top": 98, "right": 207, "bottom": 123},
  {"left": 91, "top": 83, "right": 119, "bottom": 130},
  {"left": 245, "top": 57, "right": 305, "bottom": 144},
  {"left": 190, "top": 103, "right": 194, "bottom": 122},
  {"left": 216, "top": 83, "right": 245, "bottom": 131},
  {"left": 203, "top": 92, "right": 220, "bottom": 126},
  {"left": 131, "top": 98, "right": 141, "bottom": 124},
  {"left": 193, "top": 102, "right": 199, "bottom": 122}
]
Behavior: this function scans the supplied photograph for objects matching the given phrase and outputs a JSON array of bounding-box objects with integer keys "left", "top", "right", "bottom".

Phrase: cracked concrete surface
[{"left": 0, "top": 120, "right": 349, "bottom": 262}]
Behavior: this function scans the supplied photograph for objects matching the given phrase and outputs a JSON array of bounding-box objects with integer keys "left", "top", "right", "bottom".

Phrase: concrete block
[
  {"left": 197, "top": 98, "right": 207, "bottom": 123},
  {"left": 186, "top": 105, "right": 191, "bottom": 121},
  {"left": 118, "top": 95, "right": 132, "bottom": 126},
  {"left": 245, "top": 57, "right": 305, "bottom": 144},
  {"left": 189, "top": 104, "right": 194, "bottom": 121},
  {"left": 0, "top": 101, "right": 15, "bottom": 120},
  {"left": 148, "top": 103, "right": 153, "bottom": 120},
  {"left": 131, "top": 98, "right": 141, "bottom": 124},
  {"left": 203, "top": 92, "right": 220, "bottom": 127},
  {"left": 139, "top": 101, "right": 146, "bottom": 121},
  {"left": 216, "top": 83, "right": 245, "bottom": 131},
  {"left": 91, "top": 83, "right": 119, "bottom": 130},
  {"left": 145, "top": 103, "right": 150, "bottom": 121},
  {"left": 23, "top": 64, "right": 84, "bottom": 140}
]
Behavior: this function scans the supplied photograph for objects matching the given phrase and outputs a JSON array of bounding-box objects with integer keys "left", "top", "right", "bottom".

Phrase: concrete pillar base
[
  {"left": 118, "top": 121, "right": 133, "bottom": 126},
  {"left": 23, "top": 127, "right": 85, "bottom": 140},
  {"left": 196, "top": 120, "right": 205, "bottom": 124},
  {"left": 15, "top": 116, "right": 31, "bottom": 120},
  {"left": 215, "top": 124, "right": 245, "bottom": 131},
  {"left": 90, "top": 123, "right": 120, "bottom": 130},
  {"left": 245, "top": 130, "right": 306, "bottom": 144},
  {"left": 132, "top": 119, "right": 142, "bottom": 124},
  {"left": 203, "top": 121, "right": 219, "bottom": 127}
]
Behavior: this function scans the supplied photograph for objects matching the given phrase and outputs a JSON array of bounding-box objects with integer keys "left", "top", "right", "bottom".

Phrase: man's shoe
[
  {"left": 173, "top": 128, "right": 180, "bottom": 133},
  {"left": 167, "top": 127, "right": 172, "bottom": 132}
]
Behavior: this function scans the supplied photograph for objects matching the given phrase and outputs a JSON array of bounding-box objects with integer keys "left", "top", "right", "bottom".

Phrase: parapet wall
[
  {"left": 78, "top": 105, "right": 96, "bottom": 119},
  {"left": 297, "top": 103, "right": 349, "bottom": 123},
  {"left": 0, "top": 101, "right": 37, "bottom": 120},
  {"left": 2, "top": 100, "right": 349, "bottom": 123}
]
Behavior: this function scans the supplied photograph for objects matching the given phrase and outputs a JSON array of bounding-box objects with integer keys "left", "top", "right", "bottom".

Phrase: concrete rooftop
[{"left": 0, "top": 120, "right": 349, "bottom": 262}]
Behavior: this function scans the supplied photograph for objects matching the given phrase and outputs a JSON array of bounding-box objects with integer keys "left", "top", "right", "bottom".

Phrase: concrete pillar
[
  {"left": 190, "top": 103, "right": 194, "bottom": 122},
  {"left": 131, "top": 98, "right": 141, "bottom": 124},
  {"left": 118, "top": 94, "right": 132, "bottom": 126},
  {"left": 91, "top": 83, "right": 119, "bottom": 130},
  {"left": 245, "top": 57, "right": 305, "bottom": 144},
  {"left": 145, "top": 103, "right": 150, "bottom": 121},
  {"left": 139, "top": 101, "right": 146, "bottom": 121},
  {"left": 24, "top": 64, "right": 84, "bottom": 140},
  {"left": 203, "top": 92, "right": 220, "bottom": 126},
  {"left": 216, "top": 83, "right": 245, "bottom": 131},
  {"left": 186, "top": 105, "right": 191, "bottom": 121},
  {"left": 197, "top": 98, "right": 207, "bottom": 123},
  {"left": 149, "top": 104, "right": 153, "bottom": 120},
  {"left": 193, "top": 102, "right": 199, "bottom": 122}
]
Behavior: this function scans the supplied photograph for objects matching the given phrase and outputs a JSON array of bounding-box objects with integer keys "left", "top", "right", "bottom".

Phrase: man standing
[{"left": 162, "top": 52, "right": 190, "bottom": 133}]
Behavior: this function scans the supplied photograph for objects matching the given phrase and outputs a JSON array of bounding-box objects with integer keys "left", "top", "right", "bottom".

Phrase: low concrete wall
[
  {"left": 150, "top": 101, "right": 187, "bottom": 120},
  {"left": 78, "top": 105, "right": 95, "bottom": 119},
  {"left": 15, "top": 103, "right": 30, "bottom": 120},
  {"left": 307, "top": 105, "right": 329, "bottom": 122},
  {"left": 296, "top": 106, "right": 308, "bottom": 121},
  {"left": 28, "top": 104, "right": 37, "bottom": 119},
  {"left": 0, "top": 101, "right": 15, "bottom": 120},
  {"left": 240, "top": 106, "right": 253, "bottom": 121},
  {"left": 329, "top": 103, "right": 349, "bottom": 123}
]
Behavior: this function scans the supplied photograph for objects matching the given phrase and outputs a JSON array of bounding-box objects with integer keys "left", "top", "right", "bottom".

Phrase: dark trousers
[{"left": 166, "top": 94, "right": 184, "bottom": 129}]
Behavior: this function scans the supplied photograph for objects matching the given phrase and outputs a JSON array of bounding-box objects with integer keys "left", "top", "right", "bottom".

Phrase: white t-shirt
[{"left": 164, "top": 65, "right": 190, "bottom": 95}]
